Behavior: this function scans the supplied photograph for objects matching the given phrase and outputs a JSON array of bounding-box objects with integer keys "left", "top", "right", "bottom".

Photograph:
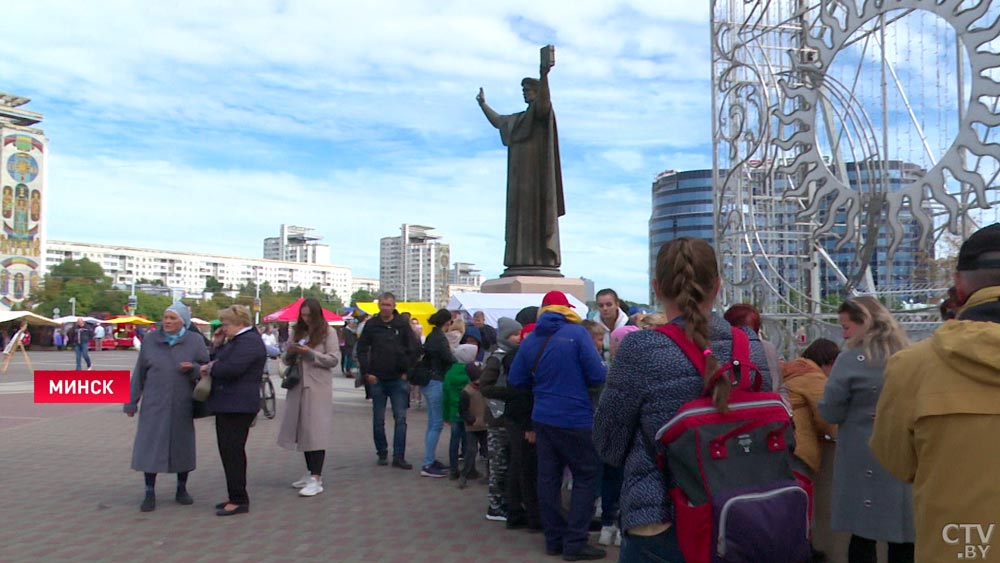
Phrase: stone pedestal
[{"left": 480, "top": 276, "right": 587, "bottom": 302}]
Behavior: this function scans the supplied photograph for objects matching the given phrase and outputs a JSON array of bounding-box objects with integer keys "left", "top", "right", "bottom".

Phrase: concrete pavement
[{"left": 0, "top": 350, "right": 619, "bottom": 563}]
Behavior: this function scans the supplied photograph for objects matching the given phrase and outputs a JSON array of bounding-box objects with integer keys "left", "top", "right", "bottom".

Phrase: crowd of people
[{"left": 119, "top": 224, "right": 1000, "bottom": 563}]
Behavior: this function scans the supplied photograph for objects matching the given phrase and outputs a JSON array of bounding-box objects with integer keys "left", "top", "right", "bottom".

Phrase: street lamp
[{"left": 68, "top": 297, "right": 76, "bottom": 317}]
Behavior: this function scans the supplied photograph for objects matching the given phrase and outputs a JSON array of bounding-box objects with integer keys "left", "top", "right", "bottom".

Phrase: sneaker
[
  {"left": 298, "top": 477, "right": 323, "bottom": 497},
  {"left": 485, "top": 508, "right": 508, "bottom": 522},
  {"left": 377, "top": 454, "right": 388, "bottom": 466},
  {"left": 391, "top": 458, "right": 413, "bottom": 470},
  {"left": 291, "top": 473, "right": 312, "bottom": 488},
  {"left": 140, "top": 495, "right": 155, "bottom": 512},
  {"left": 420, "top": 465, "right": 447, "bottom": 478},
  {"left": 562, "top": 544, "right": 606, "bottom": 561},
  {"left": 430, "top": 460, "right": 448, "bottom": 470},
  {"left": 598, "top": 526, "right": 615, "bottom": 546},
  {"left": 613, "top": 528, "right": 622, "bottom": 547}
]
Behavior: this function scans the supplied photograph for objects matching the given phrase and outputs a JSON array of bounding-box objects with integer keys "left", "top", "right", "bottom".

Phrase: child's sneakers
[
  {"left": 485, "top": 507, "right": 508, "bottom": 522},
  {"left": 598, "top": 525, "right": 619, "bottom": 546}
]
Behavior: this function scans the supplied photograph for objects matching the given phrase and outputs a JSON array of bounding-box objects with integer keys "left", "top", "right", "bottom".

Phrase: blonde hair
[
  {"left": 219, "top": 304, "right": 253, "bottom": 327},
  {"left": 839, "top": 296, "right": 909, "bottom": 364},
  {"left": 449, "top": 316, "right": 466, "bottom": 335},
  {"left": 580, "top": 319, "right": 604, "bottom": 338},
  {"left": 637, "top": 312, "right": 668, "bottom": 329}
]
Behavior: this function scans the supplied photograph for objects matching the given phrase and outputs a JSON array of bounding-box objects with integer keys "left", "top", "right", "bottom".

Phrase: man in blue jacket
[{"left": 509, "top": 291, "right": 607, "bottom": 561}]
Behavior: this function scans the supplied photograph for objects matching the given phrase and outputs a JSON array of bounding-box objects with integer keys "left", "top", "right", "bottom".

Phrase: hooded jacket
[
  {"left": 782, "top": 358, "right": 836, "bottom": 473},
  {"left": 508, "top": 310, "right": 606, "bottom": 429},
  {"left": 871, "top": 286, "right": 1000, "bottom": 563}
]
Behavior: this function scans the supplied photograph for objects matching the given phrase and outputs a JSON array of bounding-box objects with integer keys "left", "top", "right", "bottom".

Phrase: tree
[
  {"left": 28, "top": 258, "right": 118, "bottom": 316},
  {"left": 135, "top": 293, "right": 174, "bottom": 321},
  {"left": 204, "top": 276, "right": 224, "bottom": 293},
  {"left": 351, "top": 288, "right": 376, "bottom": 305}
]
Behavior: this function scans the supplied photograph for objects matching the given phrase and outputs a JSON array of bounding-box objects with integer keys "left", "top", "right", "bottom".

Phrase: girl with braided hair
[{"left": 593, "top": 238, "right": 773, "bottom": 563}]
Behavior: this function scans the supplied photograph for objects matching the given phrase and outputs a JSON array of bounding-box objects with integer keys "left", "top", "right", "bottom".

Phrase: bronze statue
[{"left": 477, "top": 45, "right": 564, "bottom": 278}]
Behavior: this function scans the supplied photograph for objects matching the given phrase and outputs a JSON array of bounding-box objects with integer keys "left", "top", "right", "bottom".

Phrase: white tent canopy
[
  {"left": 0, "top": 311, "right": 60, "bottom": 327},
  {"left": 446, "top": 292, "right": 587, "bottom": 328},
  {"left": 53, "top": 315, "right": 105, "bottom": 325}
]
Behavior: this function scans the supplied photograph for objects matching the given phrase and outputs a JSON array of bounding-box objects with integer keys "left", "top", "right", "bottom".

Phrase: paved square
[{"left": 0, "top": 350, "right": 619, "bottom": 563}]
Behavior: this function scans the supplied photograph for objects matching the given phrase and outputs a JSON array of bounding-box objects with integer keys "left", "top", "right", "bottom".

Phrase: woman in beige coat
[{"left": 277, "top": 298, "right": 340, "bottom": 497}]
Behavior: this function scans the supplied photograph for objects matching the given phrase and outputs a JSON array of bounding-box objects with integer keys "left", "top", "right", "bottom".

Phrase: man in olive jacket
[
  {"left": 872, "top": 223, "right": 1000, "bottom": 563},
  {"left": 357, "top": 292, "right": 421, "bottom": 469}
]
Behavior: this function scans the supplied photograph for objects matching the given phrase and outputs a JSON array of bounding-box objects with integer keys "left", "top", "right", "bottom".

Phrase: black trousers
[
  {"left": 215, "top": 413, "right": 255, "bottom": 505},
  {"left": 505, "top": 419, "right": 540, "bottom": 525},
  {"left": 304, "top": 450, "right": 326, "bottom": 476},
  {"left": 848, "top": 535, "right": 914, "bottom": 563},
  {"left": 463, "top": 430, "right": 487, "bottom": 477}
]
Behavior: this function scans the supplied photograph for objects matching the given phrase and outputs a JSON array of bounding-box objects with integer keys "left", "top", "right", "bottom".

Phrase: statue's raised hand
[{"left": 476, "top": 87, "right": 486, "bottom": 105}]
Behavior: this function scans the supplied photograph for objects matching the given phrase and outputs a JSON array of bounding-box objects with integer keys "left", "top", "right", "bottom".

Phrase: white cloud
[{"left": 5, "top": 0, "right": 718, "bottom": 303}]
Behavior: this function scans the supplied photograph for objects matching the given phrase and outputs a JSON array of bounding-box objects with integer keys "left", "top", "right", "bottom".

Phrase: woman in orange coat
[
  {"left": 783, "top": 338, "right": 840, "bottom": 474},
  {"left": 783, "top": 337, "right": 840, "bottom": 563}
]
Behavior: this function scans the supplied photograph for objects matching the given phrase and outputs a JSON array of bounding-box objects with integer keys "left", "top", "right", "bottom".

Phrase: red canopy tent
[{"left": 262, "top": 298, "right": 343, "bottom": 323}]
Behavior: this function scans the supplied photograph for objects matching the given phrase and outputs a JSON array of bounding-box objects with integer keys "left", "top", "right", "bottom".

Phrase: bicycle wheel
[{"left": 260, "top": 377, "right": 276, "bottom": 420}]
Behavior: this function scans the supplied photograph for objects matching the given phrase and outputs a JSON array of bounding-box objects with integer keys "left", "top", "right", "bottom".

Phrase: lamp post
[{"left": 68, "top": 297, "right": 76, "bottom": 317}]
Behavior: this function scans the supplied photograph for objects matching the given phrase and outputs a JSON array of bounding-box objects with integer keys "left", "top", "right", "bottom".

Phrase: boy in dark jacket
[{"left": 458, "top": 366, "right": 488, "bottom": 489}]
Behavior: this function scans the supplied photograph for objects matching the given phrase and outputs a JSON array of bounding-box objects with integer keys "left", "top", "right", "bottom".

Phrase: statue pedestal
[{"left": 480, "top": 276, "right": 587, "bottom": 302}]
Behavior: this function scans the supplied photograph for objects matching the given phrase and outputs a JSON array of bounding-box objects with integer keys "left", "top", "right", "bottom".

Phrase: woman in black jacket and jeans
[
  {"left": 201, "top": 305, "right": 266, "bottom": 516},
  {"left": 419, "top": 308, "right": 456, "bottom": 478}
]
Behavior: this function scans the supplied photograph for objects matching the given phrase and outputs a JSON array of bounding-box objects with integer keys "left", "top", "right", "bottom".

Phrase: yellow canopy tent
[
  {"left": 355, "top": 301, "right": 438, "bottom": 336},
  {"left": 107, "top": 316, "right": 155, "bottom": 325}
]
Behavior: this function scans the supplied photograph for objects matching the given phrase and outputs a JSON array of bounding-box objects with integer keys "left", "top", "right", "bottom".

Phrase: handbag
[
  {"left": 192, "top": 374, "right": 212, "bottom": 401},
  {"left": 281, "top": 358, "right": 301, "bottom": 390}
]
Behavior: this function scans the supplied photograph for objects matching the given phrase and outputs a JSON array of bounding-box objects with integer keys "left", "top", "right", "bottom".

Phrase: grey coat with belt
[
  {"left": 818, "top": 347, "right": 915, "bottom": 543},
  {"left": 277, "top": 331, "right": 340, "bottom": 452},
  {"left": 124, "top": 330, "right": 210, "bottom": 473}
]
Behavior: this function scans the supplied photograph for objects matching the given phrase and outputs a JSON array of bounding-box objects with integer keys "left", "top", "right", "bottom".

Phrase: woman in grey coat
[
  {"left": 819, "top": 296, "right": 915, "bottom": 563},
  {"left": 123, "top": 303, "right": 209, "bottom": 512}
]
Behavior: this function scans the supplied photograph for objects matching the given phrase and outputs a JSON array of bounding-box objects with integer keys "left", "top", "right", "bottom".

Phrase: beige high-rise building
[
  {"left": 379, "top": 224, "right": 450, "bottom": 306},
  {"left": 0, "top": 93, "right": 46, "bottom": 310},
  {"left": 263, "top": 224, "right": 330, "bottom": 264}
]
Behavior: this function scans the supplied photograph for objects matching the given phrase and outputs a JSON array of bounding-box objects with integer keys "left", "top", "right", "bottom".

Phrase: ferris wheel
[{"left": 711, "top": 0, "right": 1000, "bottom": 322}]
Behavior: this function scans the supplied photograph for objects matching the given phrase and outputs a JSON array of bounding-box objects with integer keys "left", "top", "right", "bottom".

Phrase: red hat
[
  {"left": 541, "top": 290, "right": 574, "bottom": 308},
  {"left": 520, "top": 322, "right": 536, "bottom": 340}
]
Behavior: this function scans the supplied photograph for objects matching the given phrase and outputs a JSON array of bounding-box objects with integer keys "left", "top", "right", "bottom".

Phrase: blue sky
[{"left": 0, "top": 1, "right": 713, "bottom": 303}]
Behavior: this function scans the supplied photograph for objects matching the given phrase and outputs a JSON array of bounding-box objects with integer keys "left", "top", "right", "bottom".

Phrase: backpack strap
[
  {"left": 654, "top": 324, "right": 706, "bottom": 373},
  {"left": 729, "top": 327, "right": 762, "bottom": 392}
]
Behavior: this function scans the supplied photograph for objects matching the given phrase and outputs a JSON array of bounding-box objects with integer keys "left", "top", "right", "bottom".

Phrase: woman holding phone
[{"left": 277, "top": 298, "right": 340, "bottom": 497}]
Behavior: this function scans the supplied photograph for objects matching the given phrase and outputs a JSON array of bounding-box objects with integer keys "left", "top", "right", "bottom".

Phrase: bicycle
[{"left": 260, "top": 354, "right": 278, "bottom": 420}]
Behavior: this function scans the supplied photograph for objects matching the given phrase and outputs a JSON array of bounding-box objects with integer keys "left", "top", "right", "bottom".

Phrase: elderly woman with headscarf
[{"left": 124, "top": 302, "right": 210, "bottom": 513}]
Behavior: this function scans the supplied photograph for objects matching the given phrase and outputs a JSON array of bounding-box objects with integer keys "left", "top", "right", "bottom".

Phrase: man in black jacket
[{"left": 357, "top": 292, "right": 421, "bottom": 469}]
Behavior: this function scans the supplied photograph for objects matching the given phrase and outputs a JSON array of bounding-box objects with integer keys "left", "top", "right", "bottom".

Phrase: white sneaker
[
  {"left": 298, "top": 476, "right": 323, "bottom": 497},
  {"left": 598, "top": 525, "right": 616, "bottom": 546},
  {"left": 614, "top": 527, "right": 622, "bottom": 547},
  {"left": 291, "top": 473, "right": 312, "bottom": 488}
]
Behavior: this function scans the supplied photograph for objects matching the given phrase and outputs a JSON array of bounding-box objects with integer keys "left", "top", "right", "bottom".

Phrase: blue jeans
[
  {"left": 449, "top": 419, "right": 466, "bottom": 473},
  {"left": 371, "top": 378, "right": 409, "bottom": 460},
  {"left": 601, "top": 463, "right": 625, "bottom": 526},
  {"left": 618, "top": 527, "right": 685, "bottom": 563},
  {"left": 74, "top": 343, "right": 91, "bottom": 370},
  {"left": 421, "top": 379, "right": 444, "bottom": 467},
  {"left": 536, "top": 422, "right": 602, "bottom": 556}
]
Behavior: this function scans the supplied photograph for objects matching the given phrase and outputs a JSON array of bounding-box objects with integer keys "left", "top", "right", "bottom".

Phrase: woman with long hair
[
  {"left": 819, "top": 296, "right": 914, "bottom": 563},
  {"left": 278, "top": 298, "right": 340, "bottom": 497},
  {"left": 418, "top": 308, "right": 456, "bottom": 477},
  {"left": 593, "top": 238, "right": 772, "bottom": 562}
]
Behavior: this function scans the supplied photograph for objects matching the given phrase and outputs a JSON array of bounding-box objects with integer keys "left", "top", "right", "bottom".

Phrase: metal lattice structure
[{"left": 711, "top": 0, "right": 1000, "bottom": 344}]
